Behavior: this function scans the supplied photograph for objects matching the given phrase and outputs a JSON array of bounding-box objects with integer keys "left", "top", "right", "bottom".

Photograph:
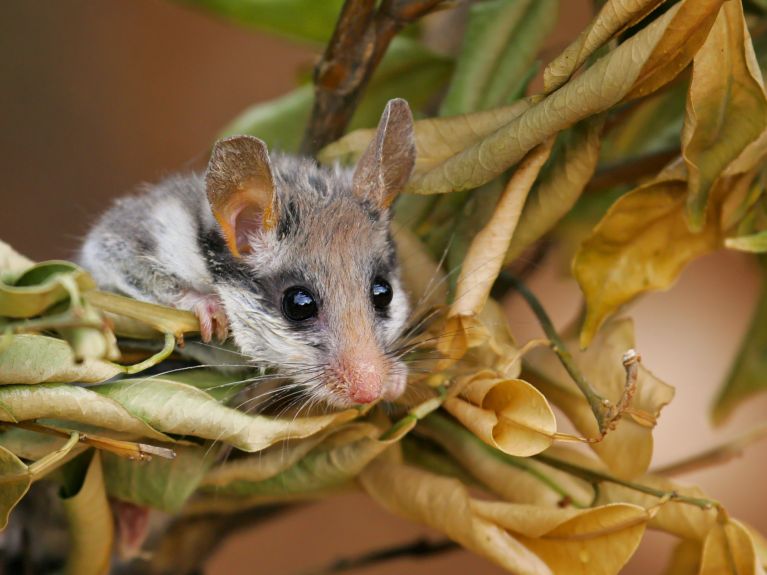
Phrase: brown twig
[
  {"left": 301, "top": 0, "right": 448, "bottom": 155},
  {"left": 585, "top": 148, "right": 679, "bottom": 193}
]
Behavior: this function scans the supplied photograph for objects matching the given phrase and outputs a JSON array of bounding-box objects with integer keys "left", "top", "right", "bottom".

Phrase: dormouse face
[{"left": 204, "top": 99, "right": 416, "bottom": 407}]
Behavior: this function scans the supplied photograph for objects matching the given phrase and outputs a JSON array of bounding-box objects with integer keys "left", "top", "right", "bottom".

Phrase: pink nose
[{"left": 336, "top": 357, "right": 384, "bottom": 404}]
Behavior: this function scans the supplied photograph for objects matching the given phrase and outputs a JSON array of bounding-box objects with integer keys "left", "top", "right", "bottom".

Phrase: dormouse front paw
[{"left": 176, "top": 291, "right": 229, "bottom": 343}]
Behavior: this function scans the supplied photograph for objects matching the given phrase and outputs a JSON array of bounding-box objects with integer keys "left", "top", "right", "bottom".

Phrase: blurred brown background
[{"left": 1, "top": 1, "right": 766, "bottom": 574}]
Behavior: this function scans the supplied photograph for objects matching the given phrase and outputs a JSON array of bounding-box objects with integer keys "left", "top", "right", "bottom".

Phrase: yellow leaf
[
  {"left": 625, "top": 0, "right": 723, "bottom": 100},
  {"left": 699, "top": 519, "right": 766, "bottom": 575},
  {"left": 598, "top": 474, "right": 717, "bottom": 540},
  {"left": 544, "top": 0, "right": 667, "bottom": 93},
  {"left": 525, "top": 318, "right": 675, "bottom": 478},
  {"left": 62, "top": 453, "right": 114, "bottom": 575},
  {"left": 574, "top": 178, "right": 721, "bottom": 348},
  {"left": 682, "top": 0, "right": 767, "bottom": 230},
  {"left": 664, "top": 539, "right": 702, "bottom": 575},
  {"left": 359, "top": 450, "right": 649, "bottom": 575},
  {"left": 444, "top": 375, "right": 557, "bottom": 457}
]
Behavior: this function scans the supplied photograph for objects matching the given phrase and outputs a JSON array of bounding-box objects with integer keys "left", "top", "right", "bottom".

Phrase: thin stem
[
  {"left": 116, "top": 332, "right": 176, "bottom": 375},
  {"left": 505, "top": 275, "right": 610, "bottom": 432},
  {"left": 533, "top": 453, "right": 720, "bottom": 511},
  {"left": 13, "top": 421, "right": 175, "bottom": 461},
  {"left": 298, "top": 538, "right": 459, "bottom": 575}
]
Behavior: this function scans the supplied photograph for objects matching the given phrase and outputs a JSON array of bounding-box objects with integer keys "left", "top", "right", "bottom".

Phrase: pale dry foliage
[{"left": 3, "top": 0, "right": 767, "bottom": 573}]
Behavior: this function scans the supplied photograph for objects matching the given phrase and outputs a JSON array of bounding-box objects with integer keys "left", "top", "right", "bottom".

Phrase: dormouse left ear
[
  {"left": 205, "top": 135, "right": 277, "bottom": 258},
  {"left": 352, "top": 98, "right": 416, "bottom": 210}
]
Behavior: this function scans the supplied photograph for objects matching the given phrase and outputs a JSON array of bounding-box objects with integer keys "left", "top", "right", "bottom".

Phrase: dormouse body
[{"left": 80, "top": 99, "right": 416, "bottom": 407}]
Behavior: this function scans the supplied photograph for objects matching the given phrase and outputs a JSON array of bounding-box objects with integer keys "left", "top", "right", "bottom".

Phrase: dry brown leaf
[
  {"left": 544, "top": 0, "right": 667, "bottom": 93},
  {"left": 360, "top": 448, "right": 649, "bottom": 575},
  {"left": 450, "top": 141, "right": 554, "bottom": 321},
  {"left": 525, "top": 318, "right": 675, "bottom": 478},
  {"left": 683, "top": 0, "right": 767, "bottom": 230},
  {"left": 573, "top": 178, "right": 721, "bottom": 348}
]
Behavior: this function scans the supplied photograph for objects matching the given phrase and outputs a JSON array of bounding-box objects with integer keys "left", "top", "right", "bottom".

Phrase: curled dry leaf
[
  {"left": 573, "top": 178, "right": 721, "bottom": 348},
  {"left": 0, "top": 334, "right": 122, "bottom": 384},
  {"left": 404, "top": 0, "right": 720, "bottom": 196},
  {"left": 0, "top": 384, "right": 170, "bottom": 442},
  {"left": 543, "top": 0, "right": 667, "bottom": 93},
  {"left": 191, "top": 418, "right": 417, "bottom": 512},
  {"left": 450, "top": 141, "right": 554, "bottom": 321},
  {"left": 318, "top": 101, "right": 533, "bottom": 174},
  {"left": 0, "top": 240, "right": 34, "bottom": 279},
  {"left": 525, "top": 318, "right": 675, "bottom": 478},
  {"left": 505, "top": 118, "right": 604, "bottom": 264},
  {"left": 84, "top": 290, "right": 199, "bottom": 339},
  {"left": 419, "top": 413, "right": 592, "bottom": 507},
  {"left": 443, "top": 374, "right": 557, "bottom": 457},
  {"left": 699, "top": 519, "right": 767, "bottom": 575},
  {"left": 683, "top": 0, "right": 767, "bottom": 230},
  {"left": 62, "top": 453, "right": 114, "bottom": 575},
  {"left": 95, "top": 378, "right": 358, "bottom": 453},
  {"left": 0, "top": 261, "right": 95, "bottom": 319},
  {"left": 359, "top": 448, "right": 650, "bottom": 575},
  {"left": 0, "top": 445, "right": 32, "bottom": 530}
]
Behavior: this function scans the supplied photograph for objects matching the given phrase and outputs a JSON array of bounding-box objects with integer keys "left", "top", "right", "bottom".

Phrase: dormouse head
[{"left": 204, "top": 99, "right": 416, "bottom": 408}]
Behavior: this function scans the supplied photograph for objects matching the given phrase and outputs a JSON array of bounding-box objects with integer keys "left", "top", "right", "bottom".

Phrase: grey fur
[
  {"left": 81, "top": 99, "right": 416, "bottom": 407},
  {"left": 80, "top": 155, "right": 410, "bottom": 406}
]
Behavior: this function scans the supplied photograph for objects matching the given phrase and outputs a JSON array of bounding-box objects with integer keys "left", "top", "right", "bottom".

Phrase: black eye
[
  {"left": 371, "top": 277, "right": 393, "bottom": 310},
  {"left": 282, "top": 286, "right": 318, "bottom": 322}
]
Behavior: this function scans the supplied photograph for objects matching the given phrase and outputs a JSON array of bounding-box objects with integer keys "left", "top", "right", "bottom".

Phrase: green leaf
[
  {"left": 712, "top": 266, "right": 767, "bottom": 424},
  {"left": 174, "top": 0, "right": 344, "bottom": 43},
  {"left": 0, "top": 335, "right": 121, "bottom": 385},
  {"left": 220, "top": 85, "right": 313, "bottom": 153},
  {"left": 103, "top": 444, "right": 215, "bottom": 512},
  {"left": 222, "top": 38, "right": 452, "bottom": 153},
  {"left": 725, "top": 231, "right": 767, "bottom": 253},
  {"left": 0, "top": 261, "right": 95, "bottom": 319},
  {"left": 440, "top": 0, "right": 557, "bottom": 116}
]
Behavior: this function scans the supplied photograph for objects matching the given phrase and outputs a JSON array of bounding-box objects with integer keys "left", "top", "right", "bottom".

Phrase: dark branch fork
[{"left": 301, "top": 0, "right": 448, "bottom": 155}]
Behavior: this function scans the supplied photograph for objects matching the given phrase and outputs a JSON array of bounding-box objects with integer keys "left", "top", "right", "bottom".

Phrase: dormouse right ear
[
  {"left": 352, "top": 98, "right": 416, "bottom": 210},
  {"left": 205, "top": 135, "right": 277, "bottom": 258}
]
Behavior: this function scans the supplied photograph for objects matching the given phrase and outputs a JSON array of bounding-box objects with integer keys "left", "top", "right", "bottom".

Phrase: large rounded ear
[
  {"left": 352, "top": 98, "right": 416, "bottom": 210},
  {"left": 205, "top": 135, "right": 277, "bottom": 257}
]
